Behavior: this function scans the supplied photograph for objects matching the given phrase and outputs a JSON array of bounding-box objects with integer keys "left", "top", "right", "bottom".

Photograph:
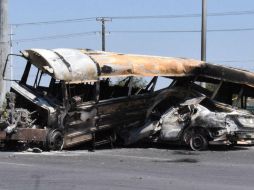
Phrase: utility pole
[
  {"left": 200, "top": 0, "right": 207, "bottom": 88},
  {"left": 0, "top": 0, "right": 8, "bottom": 107},
  {"left": 96, "top": 17, "right": 111, "bottom": 51},
  {"left": 9, "top": 24, "right": 13, "bottom": 86},
  {"left": 201, "top": 0, "right": 207, "bottom": 62}
]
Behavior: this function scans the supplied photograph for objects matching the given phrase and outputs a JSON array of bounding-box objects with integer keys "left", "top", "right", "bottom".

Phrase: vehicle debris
[
  {"left": 0, "top": 48, "right": 254, "bottom": 151},
  {"left": 121, "top": 96, "right": 254, "bottom": 150},
  {"left": 26, "top": 147, "right": 43, "bottom": 153}
]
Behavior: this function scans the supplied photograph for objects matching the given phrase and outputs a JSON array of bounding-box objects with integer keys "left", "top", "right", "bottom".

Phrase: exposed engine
[{"left": 0, "top": 93, "right": 37, "bottom": 135}]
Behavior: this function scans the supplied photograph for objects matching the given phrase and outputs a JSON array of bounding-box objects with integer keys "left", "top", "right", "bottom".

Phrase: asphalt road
[{"left": 0, "top": 145, "right": 254, "bottom": 190}]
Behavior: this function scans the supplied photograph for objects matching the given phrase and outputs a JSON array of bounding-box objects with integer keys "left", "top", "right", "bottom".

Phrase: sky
[{"left": 7, "top": 0, "right": 254, "bottom": 80}]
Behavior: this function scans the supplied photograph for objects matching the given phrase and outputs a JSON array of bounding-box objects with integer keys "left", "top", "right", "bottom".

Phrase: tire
[
  {"left": 48, "top": 131, "right": 64, "bottom": 151},
  {"left": 189, "top": 133, "right": 208, "bottom": 151},
  {"left": 182, "top": 129, "right": 193, "bottom": 145}
]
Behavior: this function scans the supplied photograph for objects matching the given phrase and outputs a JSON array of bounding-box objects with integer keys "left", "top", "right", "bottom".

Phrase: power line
[
  {"left": 212, "top": 60, "right": 254, "bottom": 63},
  {"left": 208, "top": 28, "right": 254, "bottom": 32},
  {"left": 209, "top": 10, "right": 254, "bottom": 16},
  {"left": 110, "top": 10, "right": 254, "bottom": 19},
  {"left": 109, "top": 30, "right": 201, "bottom": 33},
  {"left": 108, "top": 28, "right": 254, "bottom": 34},
  {"left": 12, "top": 27, "right": 254, "bottom": 44},
  {"left": 12, "top": 17, "right": 96, "bottom": 27},
  {"left": 11, "top": 10, "right": 254, "bottom": 27},
  {"left": 13, "top": 31, "right": 98, "bottom": 43}
]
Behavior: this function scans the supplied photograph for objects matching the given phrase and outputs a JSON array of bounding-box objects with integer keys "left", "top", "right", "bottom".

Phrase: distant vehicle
[{"left": 0, "top": 48, "right": 254, "bottom": 151}]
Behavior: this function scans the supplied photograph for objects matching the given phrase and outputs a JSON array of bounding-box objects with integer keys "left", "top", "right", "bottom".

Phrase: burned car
[
  {"left": 122, "top": 89, "right": 254, "bottom": 151},
  {"left": 0, "top": 48, "right": 254, "bottom": 151}
]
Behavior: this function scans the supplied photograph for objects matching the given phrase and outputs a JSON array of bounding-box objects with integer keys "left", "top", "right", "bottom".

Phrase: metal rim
[
  {"left": 190, "top": 134, "right": 207, "bottom": 151},
  {"left": 49, "top": 130, "right": 64, "bottom": 151}
]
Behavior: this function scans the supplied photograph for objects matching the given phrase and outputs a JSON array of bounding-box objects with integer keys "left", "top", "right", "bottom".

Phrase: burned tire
[
  {"left": 189, "top": 133, "right": 208, "bottom": 151},
  {"left": 48, "top": 131, "right": 64, "bottom": 151}
]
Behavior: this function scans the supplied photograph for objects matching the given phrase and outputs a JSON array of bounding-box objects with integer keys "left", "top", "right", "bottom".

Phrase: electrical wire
[
  {"left": 12, "top": 27, "right": 254, "bottom": 43},
  {"left": 11, "top": 10, "right": 254, "bottom": 27},
  {"left": 13, "top": 31, "right": 98, "bottom": 43},
  {"left": 12, "top": 17, "right": 96, "bottom": 27},
  {"left": 110, "top": 10, "right": 254, "bottom": 19},
  {"left": 108, "top": 28, "right": 254, "bottom": 34},
  {"left": 212, "top": 60, "right": 254, "bottom": 63}
]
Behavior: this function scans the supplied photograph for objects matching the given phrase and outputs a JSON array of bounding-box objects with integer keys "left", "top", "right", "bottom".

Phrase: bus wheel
[{"left": 48, "top": 130, "right": 64, "bottom": 151}]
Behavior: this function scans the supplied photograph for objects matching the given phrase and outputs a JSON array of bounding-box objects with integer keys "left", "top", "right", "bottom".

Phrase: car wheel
[
  {"left": 189, "top": 133, "right": 208, "bottom": 151},
  {"left": 48, "top": 131, "right": 64, "bottom": 151},
  {"left": 182, "top": 130, "right": 193, "bottom": 145}
]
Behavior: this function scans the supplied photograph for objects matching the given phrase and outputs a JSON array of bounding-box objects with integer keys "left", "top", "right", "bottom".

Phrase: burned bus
[{"left": 0, "top": 48, "right": 254, "bottom": 151}]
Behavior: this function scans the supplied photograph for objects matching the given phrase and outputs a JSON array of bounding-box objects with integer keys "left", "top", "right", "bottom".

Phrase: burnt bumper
[
  {"left": 208, "top": 131, "right": 254, "bottom": 146},
  {"left": 0, "top": 128, "right": 48, "bottom": 142},
  {"left": 234, "top": 131, "right": 254, "bottom": 145},
  {"left": 235, "top": 131, "right": 254, "bottom": 140}
]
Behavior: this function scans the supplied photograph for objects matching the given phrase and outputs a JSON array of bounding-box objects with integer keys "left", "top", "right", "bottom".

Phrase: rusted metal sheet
[
  {"left": 22, "top": 48, "right": 204, "bottom": 82},
  {"left": 86, "top": 50, "right": 203, "bottom": 77},
  {"left": 10, "top": 128, "right": 47, "bottom": 142}
]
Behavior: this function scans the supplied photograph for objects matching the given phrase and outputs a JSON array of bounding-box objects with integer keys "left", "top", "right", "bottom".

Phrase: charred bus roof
[
  {"left": 21, "top": 48, "right": 203, "bottom": 82},
  {"left": 21, "top": 48, "right": 254, "bottom": 87}
]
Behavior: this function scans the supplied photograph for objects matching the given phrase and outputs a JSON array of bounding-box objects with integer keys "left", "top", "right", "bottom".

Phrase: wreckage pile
[{"left": 1, "top": 48, "right": 254, "bottom": 151}]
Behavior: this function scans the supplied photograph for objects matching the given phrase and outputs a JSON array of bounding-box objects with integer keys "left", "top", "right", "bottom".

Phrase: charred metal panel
[
  {"left": 10, "top": 128, "right": 47, "bottom": 141},
  {"left": 65, "top": 103, "right": 97, "bottom": 144},
  {"left": 97, "top": 98, "right": 130, "bottom": 129},
  {"left": 64, "top": 132, "right": 92, "bottom": 148},
  {"left": 200, "top": 63, "right": 254, "bottom": 88},
  {"left": 97, "top": 93, "right": 154, "bottom": 130}
]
